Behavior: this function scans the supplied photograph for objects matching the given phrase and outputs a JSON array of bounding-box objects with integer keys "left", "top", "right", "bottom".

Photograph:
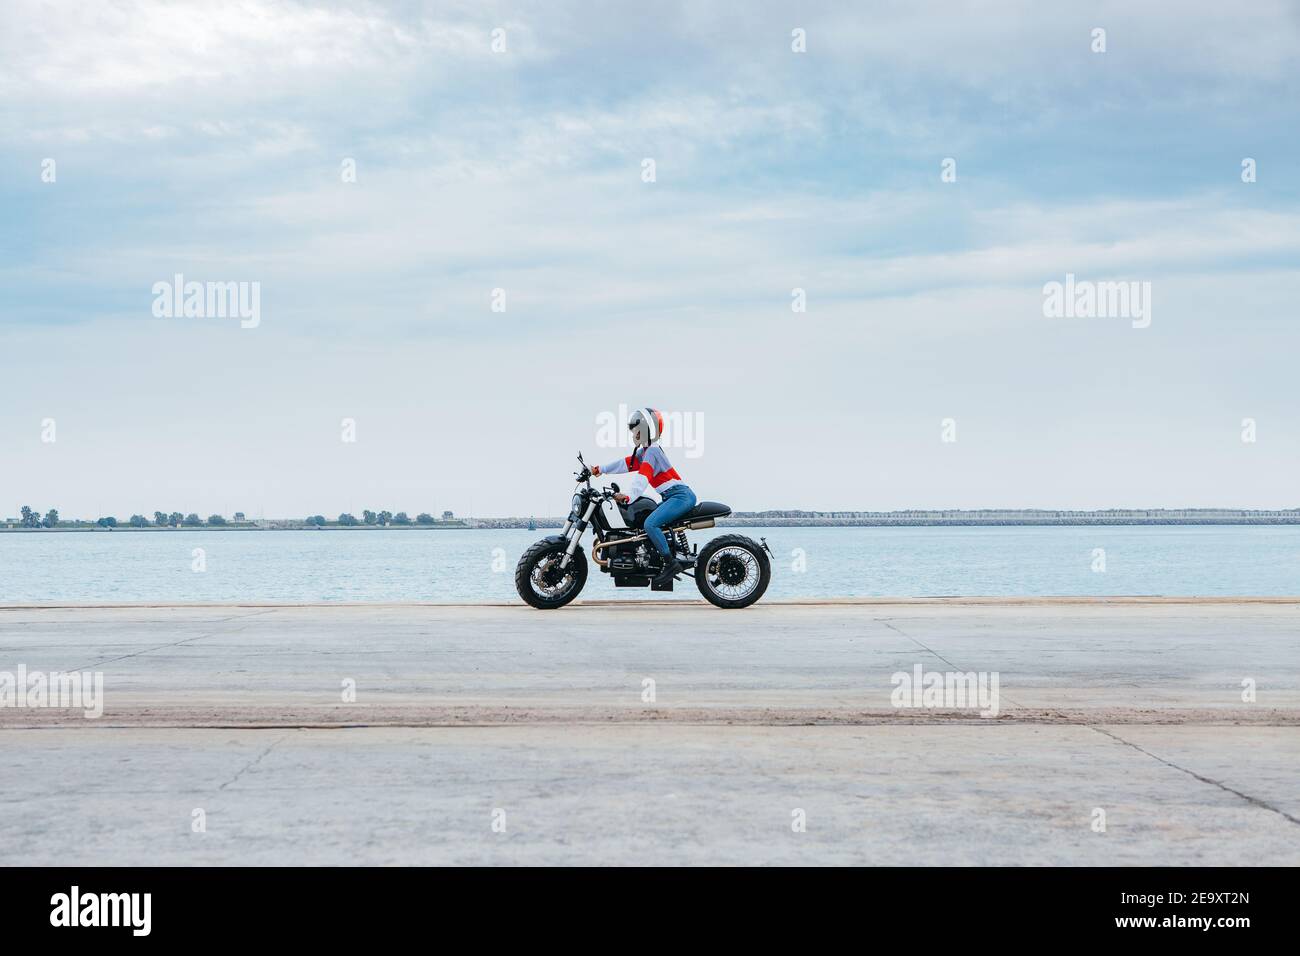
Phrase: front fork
[{"left": 559, "top": 501, "right": 598, "bottom": 568}]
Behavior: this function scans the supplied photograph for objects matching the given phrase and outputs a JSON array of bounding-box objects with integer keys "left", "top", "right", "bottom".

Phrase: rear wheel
[
  {"left": 694, "top": 534, "right": 771, "bottom": 609},
  {"left": 515, "top": 536, "right": 587, "bottom": 609}
]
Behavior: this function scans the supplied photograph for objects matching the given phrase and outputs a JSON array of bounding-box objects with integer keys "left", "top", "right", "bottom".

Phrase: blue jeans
[{"left": 644, "top": 485, "right": 697, "bottom": 557}]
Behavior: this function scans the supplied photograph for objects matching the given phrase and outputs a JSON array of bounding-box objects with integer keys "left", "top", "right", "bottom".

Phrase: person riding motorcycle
[{"left": 591, "top": 407, "right": 697, "bottom": 586}]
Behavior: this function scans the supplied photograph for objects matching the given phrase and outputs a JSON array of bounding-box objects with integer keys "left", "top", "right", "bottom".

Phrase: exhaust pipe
[
  {"left": 592, "top": 533, "right": 648, "bottom": 567},
  {"left": 592, "top": 521, "right": 707, "bottom": 566}
]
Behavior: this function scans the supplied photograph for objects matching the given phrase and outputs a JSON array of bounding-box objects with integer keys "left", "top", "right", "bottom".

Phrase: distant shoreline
[{"left": 5, "top": 509, "right": 1299, "bottom": 531}]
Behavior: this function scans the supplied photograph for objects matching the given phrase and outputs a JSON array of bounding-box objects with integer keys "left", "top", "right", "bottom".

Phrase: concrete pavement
[{"left": 1, "top": 601, "right": 1298, "bottom": 864}]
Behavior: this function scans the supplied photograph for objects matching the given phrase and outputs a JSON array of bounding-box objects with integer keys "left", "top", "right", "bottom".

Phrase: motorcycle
[{"left": 515, "top": 453, "right": 773, "bottom": 610}]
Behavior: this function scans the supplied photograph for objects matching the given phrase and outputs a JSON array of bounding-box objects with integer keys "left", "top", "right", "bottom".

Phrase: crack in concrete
[
  {"left": 218, "top": 730, "right": 292, "bottom": 791},
  {"left": 69, "top": 608, "right": 279, "bottom": 672},
  {"left": 879, "top": 616, "right": 1300, "bottom": 828},
  {"left": 1090, "top": 725, "right": 1300, "bottom": 827},
  {"left": 878, "top": 619, "right": 967, "bottom": 673},
  {"left": 880, "top": 615, "right": 1042, "bottom": 706}
]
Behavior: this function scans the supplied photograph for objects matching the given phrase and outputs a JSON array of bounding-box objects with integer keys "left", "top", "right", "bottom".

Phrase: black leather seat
[
  {"left": 622, "top": 498, "right": 731, "bottom": 529},
  {"left": 683, "top": 501, "right": 731, "bottom": 521}
]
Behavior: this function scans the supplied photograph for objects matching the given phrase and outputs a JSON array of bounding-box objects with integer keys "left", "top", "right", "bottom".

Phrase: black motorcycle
[{"left": 515, "top": 453, "right": 773, "bottom": 610}]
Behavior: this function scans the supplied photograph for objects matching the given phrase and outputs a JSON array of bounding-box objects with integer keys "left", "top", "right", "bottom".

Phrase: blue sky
[{"left": 4, "top": 0, "right": 1300, "bottom": 518}]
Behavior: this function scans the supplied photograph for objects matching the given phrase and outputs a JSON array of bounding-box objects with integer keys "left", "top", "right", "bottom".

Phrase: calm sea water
[{"left": 1, "top": 525, "right": 1297, "bottom": 603}]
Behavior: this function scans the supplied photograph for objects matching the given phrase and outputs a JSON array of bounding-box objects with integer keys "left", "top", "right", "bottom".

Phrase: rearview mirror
[{"left": 610, "top": 482, "right": 620, "bottom": 493}]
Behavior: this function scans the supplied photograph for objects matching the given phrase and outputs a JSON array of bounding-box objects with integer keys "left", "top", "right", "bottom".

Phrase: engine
[{"left": 607, "top": 541, "right": 657, "bottom": 574}]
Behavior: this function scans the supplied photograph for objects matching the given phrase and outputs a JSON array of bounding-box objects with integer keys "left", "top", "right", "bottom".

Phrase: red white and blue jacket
[{"left": 600, "top": 446, "right": 683, "bottom": 500}]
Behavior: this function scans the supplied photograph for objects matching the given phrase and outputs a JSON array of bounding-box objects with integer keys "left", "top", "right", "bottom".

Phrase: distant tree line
[
  {"left": 18, "top": 506, "right": 58, "bottom": 528},
  {"left": 329, "top": 512, "right": 436, "bottom": 526},
  {"left": 12, "top": 508, "right": 453, "bottom": 528},
  {"left": 300, "top": 511, "right": 447, "bottom": 527}
]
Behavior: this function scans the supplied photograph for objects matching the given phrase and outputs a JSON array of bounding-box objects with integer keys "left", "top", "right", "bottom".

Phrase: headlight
[{"left": 570, "top": 493, "right": 583, "bottom": 514}]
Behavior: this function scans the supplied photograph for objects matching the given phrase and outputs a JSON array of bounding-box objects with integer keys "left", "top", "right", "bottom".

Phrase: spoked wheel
[
  {"left": 694, "top": 534, "right": 771, "bottom": 609},
  {"left": 515, "top": 537, "right": 588, "bottom": 609}
]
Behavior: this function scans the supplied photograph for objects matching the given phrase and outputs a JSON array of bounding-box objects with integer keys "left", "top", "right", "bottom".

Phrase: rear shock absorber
[{"left": 673, "top": 528, "right": 689, "bottom": 556}]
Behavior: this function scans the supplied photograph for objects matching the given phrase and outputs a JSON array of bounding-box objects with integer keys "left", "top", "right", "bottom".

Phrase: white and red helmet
[{"left": 628, "top": 407, "right": 664, "bottom": 448}]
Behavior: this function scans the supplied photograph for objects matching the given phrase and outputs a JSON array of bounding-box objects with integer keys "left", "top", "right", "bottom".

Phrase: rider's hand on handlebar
[
  {"left": 591, "top": 465, "right": 601, "bottom": 476},
  {"left": 615, "top": 493, "right": 629, "bottom": 504}
]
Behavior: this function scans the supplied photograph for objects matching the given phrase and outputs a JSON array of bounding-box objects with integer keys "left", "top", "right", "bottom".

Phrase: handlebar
[
  {"left": 574, "top": 454, "right": 626, "bottom": 501},
  {"left": 574, "top": 450, "right": 591, "bottom": 484},
  {"left": 573, "top": 477, "right": 623, "bottom": 501}
]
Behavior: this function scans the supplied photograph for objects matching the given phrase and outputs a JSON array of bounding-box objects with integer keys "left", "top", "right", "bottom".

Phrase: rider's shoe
[{"left": 652, "top": 557, "right": 683, "bottom": 587}]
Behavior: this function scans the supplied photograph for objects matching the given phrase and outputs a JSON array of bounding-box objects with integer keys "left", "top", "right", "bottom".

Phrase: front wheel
[
  {"left": 515, "top": 536, "right": 588, "bottom": 609},
  {"left": 694, "top": 534, "right": 771, "bottom": 609}
]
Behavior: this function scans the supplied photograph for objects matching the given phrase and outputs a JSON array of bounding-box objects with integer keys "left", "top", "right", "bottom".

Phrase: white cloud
[{"left": 6, "top": 0, "right": 1300, "bottom": 515}]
